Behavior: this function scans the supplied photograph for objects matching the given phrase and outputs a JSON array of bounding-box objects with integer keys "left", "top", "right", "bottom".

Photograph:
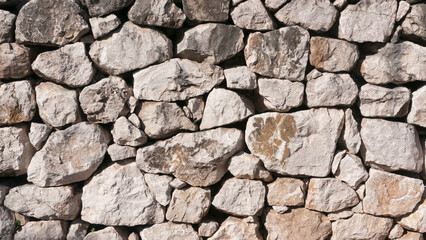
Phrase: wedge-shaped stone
[
  {"left": 224, "top": 66, "right": 257, "bottom": 90},
  {"left": 89, "top": 14, "right": 121, "bottom": 39},
  {"left": 256, "top": 78, "right": 304, "bottom": 112},
  {"left": 0, "top": 205, "right": 14, "bottom": 240},
  {"left": 144, "top": 173, "right": 173, "bottom": 206},
  {"left": 228, "top": 152, "right": 272, "bottom": 181},
  {"left": 208, "top": 216, "right": 262, "bottom": 240},
  {"left": 408, "top": 85, "right": 426, "bottom": 128},
  {"left": 399, "top": 198, "right": 426, "bottom": 233},
  {"left": 82, "top": 0, "right": 133, "bottom": 17},
  {"left": 107, "top": 144, "right": 136, "bottom": 162},
  {"left": 199, "top": 219, "right": 219, "bottom": 238},
  {"left": 67, "top": 219, "right": 89, "bottom": 240},
  {"left": 231, "top": 0, "right": 275, "bottom": 31},
  {"left": 267, "top": 177, "right": 305, "bottom": 207},
  {"left": 182, "top": 0, "right": 230, "bottom": 22},
  {"left": 140, "top": 222, "right": 200, "bottom": 240},
  {"left": 0, "top": 80, "right": 36, "bottom": 126},
  {"left": 402, "top": 4, "right": 426, "bottom": 42},
  {"left": 0, "top": 43, "right": 31, "bottom": 79},
  {"left": 128, "top": 0, "right": 186, "bottom": 28},
  {"left": 0, "top": 10, "right": 15, "bottom": 44},
  {"left": 166, "top": 187, "right": 210, "bottom": 224},
  {"left": 332, "top": 151, "right": 369, "bottom": 188},
  {"left": 14, "top": 221, "right": 68, "bottom": 240},
  {"left": 338, "top": 108, "right": 362, "bottom": 154},
  {"left": 111, "top": 116, "right": 147, "bottom": 147}
]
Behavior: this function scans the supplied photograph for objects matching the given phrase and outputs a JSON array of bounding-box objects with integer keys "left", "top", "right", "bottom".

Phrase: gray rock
[
  {"left": 185, "top": 97, "right": 205, "bottom": 122},
  {"left": 399, "top": 197, "right": 426, "bottom": 233},
  {"left": 407, "top": 84, "right": 426, "bottom": 128},
  {"left": 0, "top": 205, "right": 14, "bottom": 240},
  {"left": 0, "top": 185, "right": 10, "bottom": 204},
  {"left": 29, "top": 123, "right": 52, "bottom": 150},
  {"left": 0, "top": 10, "right": 15, "bottom": 44},
  {"left": 402, "top": 4, "right": 426, "bottom": 42},
  {"left": 230, "top": 0, "right": 275, "bottom": 30},
  {"left": 111, "top": 116, "right": 147, "bottom": 147},
  {"left": 166, "top": 187, "right": 211, "bottom": 224},
  {"left": 67, "top": 219, "right": 90, "bottom": 240},
  {"left": 0, "top": 80, "right": 36, "bottom": 126},
  {"left": 224, "top": 66, "right": 257, "bottom": 90},
  {"left": 228, "top": 152, "right": 272, "bottom": 181},
  {"left": 333, "top": 0, "right": 348, "bottom": 10},
  {"left": 128, "top": 113, "right": 141, "bottom": 128},
  {"left": 338, "top": 109, "right": 362, "bottom": 154},
  {"left": 0, "top": 43, "right": 32, "bottom": 79},
  {"left": 208, "top": 216, "right": 262, "bottom": 240},
  {"left": 332, "top": 151, "right": 369, "bottom": 189},
  {"left": 182, "top": 0, "right": 230, "bottom": 22},
  {"left": 256, "top": 78, "right": 304, "bottom": 112},
  {"left": 265, "top": 0, "right": 288, "bottom": 11},
  {"left": 144, "top": 173, "right": 173, "bottom": 206},
  {"left": 140, "top": 222, "right": 200, "bottom": 240},
  {"left": 388, "top": 224, "right": 405, "bottom": 239},
  {"left": 128, "top": 0, "right": 185, "bottom": 28},
  {"left": 107, "top": 144, "right": 136, "bottom": 162},
  {"left": 14, "top": 221, "right": 68, "bottom": 240},
  {"left": 89, "top": 14, "right": 121, "bottom": 39},
  {"left": 396, "top": 1, "right": 411, "bottom": 21},
  {"left": 0, "top": 0, "right": 19, "bottom": 6},
  {"left": 84, "top": 227, "right": 128, "bottom": 240},
  {"left": 267, "top": 177, "right": 305, "bottom": 207},
  {"left": 82, "top": 0, "right": 133, "bottom": 17},
  {"left": 391, "top": 25, "right": 403, "bottom": 43},
  {"left": 198, "top": 219, "right": 219, "bottom": 237}
]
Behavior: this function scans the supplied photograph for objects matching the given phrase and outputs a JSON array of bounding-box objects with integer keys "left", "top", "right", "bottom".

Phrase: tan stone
[
  {"left": 208, "top": 216, "right": 262, "bottom": 240},
  {"left": 408, "top": 85, "right": 426, "bottom": 128},
  {"left": 399, "top": 198, "right": 426, "bottom": 233},
  {"left": 166, "top": 187, "right": 210, "bottom": 224},
  {"left": 0, "top": 81, "right": 36, "bottom": 126},
  {"left": 267, "top": 177, "right": 305, "bottom": 207},
  {"left": 0, "top": 43, "right": 31, "bottom": 79},
  {"left": 228, "top": 152, "right": 272, "bottom": 181},
  {"left": 230, "top": 0, "right": 275, "bottom": 31},
  {"left": 140, "top": 222, "right": 200, "bottom": 240}
]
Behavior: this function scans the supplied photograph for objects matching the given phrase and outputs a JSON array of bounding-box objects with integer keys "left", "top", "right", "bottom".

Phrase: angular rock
[
  {"left": 140, "top": 222, "right": 200, "bottom": 240},
  {"left": 177, "top": 24, "right": 244, "bottom": 64},
  {"left": 407, "top": 85, "right": 426, "bottom": 128},
  {"left": 198, "top": 219, "right": 219, "bottom": 237},
  {"left": 144, "top": 173, "right": 173, "bottom": 206},
  {"left": 338, "top": 108, "right": 362, "bottom": 154},
  {"left": 128, "top": 0, "right": 186, "bottom": 28},
  {"left": 228, "top": 152, "right": 272, "bottom": 181},
  {"left": 0, "top": 205, "right": 14, "bottom": 240},
  {"left": 208, "top": 216, "right": 262, "bottom": 240},
  {"left": 128, "top": 232, "right": 139, "bottom": 240},
  {"left": 111, "top": 117, "right": 147, "bottom": 147},
  {"left": 29, "top": 123, "right": 52, "bottom": 150},
  {"left": 0, "top": 43, "right": 31, "bottom": 79},
  {"left": 15, "top": 0, "right": 89, "bottom": 46},
  {"left": 185, "top": 97, "right": 204, "bottom": 122},
  {"left": 27, "top": 122, "right": 110, "bottom": 187},
  {"left": 334, "top": 0, "right": 348, "bottom": 10},
  {"left": 306, "top": 70, "right": 358, "bottom": 108},
  {"left": 402, "top": 4, "right": 426, "bottom": 42},
  {"left": 81, "top": 161, "right": 164, "bottom": 226},
  {"left": 356, "top": 184, "right": 366, "bottom": 200},
  {"left": 0, "top": 185, "right": 10, "bottom": 204},
  {"left": 107, "top": 144, "right": 136, "bottom": 162},
  {"left": 84, "top": 227, "right": 128, "bottom": 240},
  {"left": 0, "top": 81, "right": 36, "bottom": 126},
  {"left": 256, "top": 78, "right": 304, "bottom": 112},
  {"left": 170, "top": 178, "right": 187, "bottom": 189},
  {"left": 246, "top": 108, "right": 344, "bottom": 177},
  {"left": 264, "top": 208, "right": 332, "bottom": 240},
  {"left": 14, "top": 221, "right": 68, "bottom": 240},
  {"left": 399, "top": 198, "right": 426, "bottom": 233},
  {"left": 200, "top": 88, "right": 255, "bottom": 130},
  {"left": 331, "top": 213, "right": 393, "bottom": 240},
  {"left": 309, "top": 37, "right": 359, "bottom": 72},
  {"left": 89, "top": 21, "right": 172, "bottom": 75},
  {"left": 133, "top": 58, "right": 224, "bottom": 101},
  {"left": 245, "top": 26, "right": 309, "bottom": 80},
  {"left": 265, "top": 0, "right": 288, "bottom": 11},
  {"left": 67, "top": 219, "right": 90, "bottom": 240},
  {"left": 166, "top": 187, "right": 211, "bottom": 224},
  {"left": 275, "top": 0, "right": 337, "bottom": 32},
  {"left": 389, "top": 224, "right": 405, "bottom": 239},
  {"left": 138, "top": 101, "right": 196, "bottom": 139},
  {"left": 212, "top": 178, "right": 265, "bottom": 216},
  {"left": 128, "top": 113, "right": 141, "bottom": 128},
  {"left": 224, "top": 66, "right": 257, "bottom": 90},
  {"left": 82, "top": 0, "right": 133, "bottom": 17},
  {"left": 332, "top": 151, "right": 369, "bottom": 188},
  {"left": 267, "top": 177, "right": 305, "bottom": 207},
  {"left": 363, "top": 169, "right": 424, "bottom": 217},
  {"left": 230, "top": 0, "right": 275, "bottom": 30},
  {"left": 272, "top": 205, "right": 289, "bottom": 214},
  {"left": 338, "top": 0, "right": 398, "bottom": 43},
  {"left": 80, "top": 76, "right": 130, "bottom": 124},
  {"left": 396, "top": 1, "right": 411, "bottom": 21},
  {"left": 182, "top": 0, "right": 230, "bottom": 22},
  {"left": 360, "top": 118, "right": 423, "bottom": 173},
  {"left": 327, "top": 210, "right": 354, "bottom": 221},
  {"left": 359, "top": 84, "right": 411, "bottom": 117},
  {"left": 0, "top": 10, "right": 15, "bottom": 44},
  {"left": 397, "top": 231, "right": 424, "bottom": 240},
  {"left": 137, "top": 128, "right": 243, "bottom": 186},
  {"left": 89, "top": 14, "right": 121, "bottom": 39}
]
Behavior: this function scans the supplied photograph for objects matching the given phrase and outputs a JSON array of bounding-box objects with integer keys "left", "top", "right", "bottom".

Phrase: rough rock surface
[
  {"left": 89, "top": 14, "right": 121, "bottom": 39},
  {"left": 166, "top": 187, "right": 211, "bottom": 224},
  {"left": 14, "top": 220, "right": 68, "bottom": 240},
  {"left": 267, "top": 177, "right": 305, "bottom": 207},
  {"left": 128, "top": 0, "right": 186, "bottom": 28},
  {"left": 224, "top": 66, "right": 257, "bottom": 90},
  {"left": 228, "top": 152, "right": 272, "bottom": 181},
  {"left": 230, "top": 0, "right": 275, "bottom": 31},
  {"left": 0, "top": 10, "right": 16, "bottom": 44},
  {"left": 265, "top": 0, "right": 288, "bottom": 11},
  {"left": 399, "top": 198, "right": 426, "bottom": 233},
  {"left": 67, "top": 219, "right": 89, "bottom": 240},
  {"left": 84, "top": 227, "right": 128, "bottom": 240},
  {"left": 256, "top": 78, "right": 304, "bottom": 112},
  {"left": 198, "top": 219, "right": 218, "bottom": 237},
  {"left": 401, "top": 4, "right": 426, "bottom": 42},
  {"left": 338, "top": 109, "right": 362, "bottom": 154},
  {"left": 0, "top": 43, "right": 31, "bottom": 79},
  {"left": 82, "top": 0, "right": 133, "bottom": 17},
  {"left": 396, "top": 1, "right": 411, "bottom": 22},
  {"left": 0, "top": 81, "right": 36, "bottom": 126},
  {"left": 144, "top": 173, "right": 173, "bottom": 206},
  {"left": 111, "top": 116, "right": 147, "bottom": 147},
  {"left": 0, "top": 205, "right": 14, "bottom": 240},
  {"left": 107, "top": 144, "right": 136, "bottom": 161},
  {"left": 397, "top": 232, "right": 424, "bottom": 240},
  {"left": 140, "top": 222, "right": 200, "bottom": 240},
  {"left": 182, "top": 0, "right": 230, "bottom": 22},
  {"left": 407, "top": 85, "right": 426, "bottom": 128},
  {"left": 389, "top": 224, "right": 405, "bottom": 239},
  {"left": 208, "top": 216, "right": 262, "bottom": 240},
  {"left": 332, "top": 151, "right": 369, "bottom": 188}
]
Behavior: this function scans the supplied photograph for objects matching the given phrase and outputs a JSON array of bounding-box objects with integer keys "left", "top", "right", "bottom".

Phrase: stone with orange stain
[
  {"left": 0, "top": 43, "right": 32, "bottom": 79},
  {"left": 208, "top": 216, "right": 262, "bottom": 240},
  {"left": 266, "top": 177, "right": 305, "bottom": 207},
  {"left": 0, "top": 81, "right": 36, "bottom": 126},
  {"left": 399, "top": 198, "right": 426, "bottom": 233}
]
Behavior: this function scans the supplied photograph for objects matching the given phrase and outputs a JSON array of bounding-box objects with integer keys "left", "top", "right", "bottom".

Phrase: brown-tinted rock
[
  {"left": 82, "top": 0, "right": 133, "bottom": 17},
  {"left": 128, "top": 0, "right": 186, "bottom": 28},
  {"left": 182, "top": 0, "right": 230, "bottom": 22},
  {"left": 267, "top": 177, "right": 305, "bottom": 207},
  {"left": 230, "top": 0, "right": 275, "bottom": 31},
  {"left": 0, "top": 43, "right": 31, "bottom": 79},
  {"left": 14, "top": 221, "right": 68, "bottom": 240},
  {"left": 0, "top": 10, "right": 15, "bottom": 44},
  {"left": 89, "top": 14, "right": 121, "bottom": 39},
  {"left": 0, "top": 81, "right": 36, "bottom": 126},
  {"left": 166, "top": 187, "right": 211, "bottom": 224},
  {"left": 208, "top": 216, "right": 262, "bottom": 240},
  {"left": 399, "top": 198, "right": 426, "bottom": 233},
  {"left": 140, "top": 222, "right": 200, "bottom": 240},
  {"left": 256, "top": 78, "right": 304, "bottom": 112}
]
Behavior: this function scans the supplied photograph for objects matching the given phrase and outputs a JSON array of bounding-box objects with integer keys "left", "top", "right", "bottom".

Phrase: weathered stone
[
  {"left": 351, "top": 202, "right": 364, "bottom": 213},
  {"left": 107, "top": 144, "right": 136, "bottom": 162},
  {"left": 82, "top": 0, "right": 133, "bottom": 17},
  {"left": 208, "top": 216, "right": 262, "bottom": 240},
  {"left": 309, "top": 37, "right": 359, "bottom": 72},
  {"left": 29, "top": 123, "right": 52, "bottom": 150},
  {"left": 177, "top": 24, "right": 244, "bottom": 64},
  {"left": 332, "top": 151, "right": 369, "bottom": 188},
  {"left": 0, "top": 185, "right": 10, "bottom": 204},
  {"left": 14, "top": 221, "right": 68, "bottom": 240},
  {"left": 140, "top": 222, "right": 200, "bottom": 240},
  {"left": 246, "top": 108, "right": 344, "bottom": 176},
  {"left": 230, "top": 0, "right": 275, "bottom": 30},
  {"left": 265, "top": 0, "right": 288, "bottom": 11},
  {"left": 144, "top": 173, "right": 173, "bottom": 206},
  {"left": 32, "top": 42, "right": 95, "bottom": 88},
  {"left": 275, "top": 0, "right": 337, "bottom": 32},
  {"left": 128, "top": 0, "right": 185, "bottom": 28},
  {"left": 360, "top": 118, "right": 423, "bottom": 173},
  {"left": 0, "top": 81, "right": 36, "bottom": 126},
  {"left": 182, "top": 0, "right": 230, "bottom": 22},
  {"left": 338, "top": 0, "right": 398, "bottom": 43},
  {"left": 333, "top": 0, "right": 348, "bottom": 10},
  {"left": 80, "top": 76, "right": 130, "bottom": 124},
  {"left": 272, "top": 206, "right": 289, "bottom": 214},
  {"left": 228, "top": 152, "right": 272, "bottom": 181},
  {"left": 81, "top": 161, "right": 164, "bottom": 226},
  {"left": 399, "top": 198, "right": 426, "bottom": 233},
  {"left": 264, "top": 208, "right": 332, "bottom": 240},
  {"left": 408, "top": 85, "right": 426, "bottom": 128},
  {"left": 364, "top": 169, "right": 424, "bottom": 217},
  {"left": 84, "top": 227, "right": 128, "bottom": 240},
  {"left": 111, "top": 117, "right": 147, "bottom": 147},
  {"left": 170, "top": 178, "right": 187, "bottom": 189},
  {"left": 245, "top": 26, "right": 309, "bottom": 80},
  {"left": 391, "top": 25, "right": 404, "bottom": 43},
  {"left": 0, "top": 10, "right": 15, "bottom": 44},
  {"left": 397, "top": 1, "right": 411, "bottom": 21},
  {"left": 186, "top": 97, "right": 204, "bottom": 122},
  {"left": 166, "top": 187, "right": 210, "bottom": 224},
  {"left": 306, "top": 70, "right": 358, "bottom": 108},
  {"left": 360, "top": 41, "right": 426, "bottom": 84},
  {"left": 331, "top": 213, "right": 393, "bottom": 240},
  {"left": 212, "top": 178, "right": 265, "bottom": 217},
  {"left": 327, "top": 210, "right": 354, "bottom": 221},
  {"left": 224, "top": 66, "right": 257, "bottom": 90},
  {"left": 0, "top": 43, "right": 31, "bottom": 79},
  {"left": 267, "top": 177, "right": 305, "bottom": 207},
  {"left": 128, "top": 232, "right": 140, "bottom": 240},
  {"left": 89, "top": 21, "right": 172, "bottom": 75},
  {"left": 359, "top": 84, "right": 411, "bottom": 117},
  {"left": 89, "top": 14, "right": 121, "bottom": 39},
  {"left": 338, "top": 108, "right": 362, "bottom": 154},
  {"left": 389, "top": 224, "right": 405, "bottom": 239},
  {"left": 138, "top": 101, "right": 196, "bottom": 139},
  {"left": 198, "top": 219, "right": 219, "bottom": 237},
  {"left": 0, "top": 205, "right": 14, "bottom": 240},
  {"left": 133, "top": 58, "right": 224, "bottom": 101},
  {"left": 200, "top": 88, "right": 255, "bottom": 130},
  {"left": 128, "top": 113, "right": 141, "bottom": 128},
  {"left": 27, "top": 122, "right": 110, "bottom": 187},
  {"left": 402, "top": 4, "right": 426, "bottom": 42},
  {"left": 356, "top": 184, "right": 366, "bottom": 200},
  {"left": 397, "top": 231, "right": 424, "bottom": 240},
  {"left": 67, "top": 219, "right": 89, "bottom": 240},
  {"left": 256, "top": 78, "right": 304, "bottom": 112},
  {"left": 15, "top": 0, "right": 89, "bottom": 46}
]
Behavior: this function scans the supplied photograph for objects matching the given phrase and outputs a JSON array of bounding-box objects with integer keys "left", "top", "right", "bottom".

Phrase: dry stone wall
[{"left": 0, "top": 0, "right": 425, "bottom": 239}]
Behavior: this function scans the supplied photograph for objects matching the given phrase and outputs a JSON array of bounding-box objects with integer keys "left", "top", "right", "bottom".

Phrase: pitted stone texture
[
  {"left": 81, "top": 162, "right": 164, "bottom": 226},
  {"left": 309, "top": 37, "right": 359, "bottom": 72},
  {"left": 89, "top": 14, "right": 121, "bottom": 39},
  {"left": 84, "top": 227, "right": 128, "bottom": 240},
  {"left": 275, "top": 0, "right": 337, "bottom": 32},
  {"left": 0, "top": 81, "right": 36, "bottom": 126},
  {"left": 186, "top": 97, "right": 204, "bottom": 122},
  {"left": 399, "top": 198, "right": 426, "bottom": 233},
  {"left": 338, "top": 109, "right": 362, "bottom": 154},
  {"left": 137, "top": 128, "right": 244, "bottom": 186},
  {"left": 245, "top": 26, "right": 309, "bottom": 80},
  {"left": 14, "top": 220, "right": 68, "bottom": 240},
  {"left": 0, "top": 125, "right": 34, "bottom": 177},
  {"left": 246, "top": 108, "right": 344, "bottom": 177},
  {"left": 140, "top": 222, "right": 200, "bottom": 240},
  {"left": 182, "top": 0, "right": 230, "bottom": 22},
  {"left": 0, "top": 205, "right": 14, "bottom": 240},
  {"left": 133, "top": 58, "right": 224, "bottom": 101},
  {"left": 32, "top": 42, "right": 95, "bottom": 88},
  {"left": 332, "top": 151, "right": 369, "bottom": 189},
  {"left": 363, "top": 169, "right": 424, "bottom": 217},
  {"left": 144, "top": 173, "right": 173, "bottom": 206},
  {"left": 82, "top": 0, "right": 133, "bottom": 17},
  {"left": 360, "top": 42, "right": 426, "bottom": 84},
  {"left": 389, "top": 224, "right": 405, "bottom": 239},
  {"left": 27, "top": 122, "right": 110, "bottom": 187},
  {"left": 267, "top": 177, "right": 305, "bottom": 207},
  {"left": 107, "top": 144, "right": 136, "bottom": 161},
  {"left": 224, "top": 66, "right": 257, "bottom": 90},
  {"left": 177, "top": 24, "right": 244, "bottom": 64},
  {"left": 264, "top": 208, "right": 332, "bottom": 240},
  {"left": 408, "top": 85, "right": 426, "bottom": 128},
  {"left": 256, "top": 78, "right": 304, "bottom": 112},
  {"left": 166, "top": 187, "right": 210, "bottom": 224},
  {"left": 111, "top": 116, "right": 147, "bottom": 147},
  {"left": 67, "top": 219, "right": 89, "bottom": 240},
  {"left": 208, "top": 216, "right": 262, "bottom": 240},
  {"left": 198, "top": 219, "right": 219, "bottom": 237},
  {"left": 0, "top": 43, "right": 31, "bottom": 79},
  {"left": 228, "top": 152, "right": 272, "bottom": 181},
  {"left": 0, "top": 10, "right": 15, "bottom": 44},
  {"left": 128, "top": 0, "right": 186, "bottom": 28},
  {"left": 360, "top": 118, "right": 423, "bottom": 173},
  {"left": 80, "top": 76, "right": 130, "bottom": 124},
  {"left": 4, "top": 184, "right": 80, "bottom": 220},
  {"left": 402, "top": 4, "right": 426, "bottom": 42},
  {"left": 15, "top": 0, "right": 89, "bottom": 46},
  {"left": 230, "top": 0, "right": 275, "bottom": 31},
  {"left": 89, "top": 21, "right": 172, "bottom": 75},
  {"left": 212, "top": 178, "right": 265, "bottom": 217},
  {"left": 338, "top": 0, "right": 398, "bottom": 43}
]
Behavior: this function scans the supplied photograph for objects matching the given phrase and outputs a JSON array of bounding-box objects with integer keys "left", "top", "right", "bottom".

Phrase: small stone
[
  {"left": 67, "top": 219, "right": 90, "bottom": 240},
  {"left": 364, "top": 169, "right": 424, "bottom": 217},
  {"left": 0, "top": 43, "right": 31, "bottom": 79},
  {"left": 138, "top": 101, "right": 196, "bottom": 139},
  {"left": 208, "top": 216, "right": 262, "bottom": 240},
  {"left": 275, "top": 0, "right": 337, "bottom": 32},
  {"left": 128, "top": 0, "right": 186, "bottom": 28},
  {"left": 230, "top": 0, "right": 275, "bottom": 31},
  {"left": 128, "top": 232, "right": 140, "bottom": 240},
  {"left": 140, "top": 222, "right": 200, "bottom": 240},
  {"left": 391, "top": 25, "right": 403, "bottom": 43},
  {"left": 80, "top": 76, "right": 131, "bottom": 124},
  {"left": 264, "top": 0, "right": 288, "bottom": 11},
  {"left": 182, "top": 0, "right": 230, "bottom": 22},
  {"left": 224, "top": 66, "right": 257, "bottom": 90},
  {"left": 14, "top": 221, "right": 68, "bottom": 240},
  {"left": 401, "top": 4, "right": 426, "bottom": 42},
  {"left": 29, "top": 123, "right": 52, "bottom": 150},
  {"left": 389, "top": 224, "right": 405, "bottom": 239},
  {"left": 81, "top": 161, "right": 164, "bottom": 226},
  {"left": 89, "top": 14, "right": 121, "bottom": 39},
  {"left": 327, "top": 210, "right": 354, "bottom": 221},
  {"left": 338, "top": 108, "right": 362, "bottom": 154},
  {"left": 128, "top": 113, "right": 141, "bottom": 128},
  {"left": 144, "top": 173, "right": 173, "bottom": 206},
  {"left": 82, "top": 0, "right": 133, "bottom": 17},
  {"left": 245, "top": 26, "right": 309, "bottom": 80},
  {"left": 0, "top": 10, "right": 15, "bottom": 44},
  {"left": 356, "top": 184, "right": 366, "bottom": 200},
  {"left": 166, "top": 187, "right": 211, "bottom": 224},
  {"left": 338, "top": 0, "right": 398, "bottom": 43},
  {"left": 0, "top": 205, "right": 14, "bottom": 240},
  {"left": 200, "top": 88, "right": 255, "bottom": 130},
  {"left": 331, "top": 213, "right": 393, "bottom": 240},
  {"left": 198, "top": 219, "right": 219, "bottom": 237},
  {"left": 27, "top": 122, "right": 110, "bottom": 187},
  {"left": 399, "top": 198, "right": 426, "bottom": 233},
  {"left": 397, "top": 1, "right": 411, "bottom": 21},
  {"left": 177, "top": 23, "right": 244, "bottom": 64},
  {"left": 267, "top": 177, "right": 305, "bottom": 207},
  {"left": 0, "top": 185, "right": 10, "bottom": 204},
  {"left": 360, "top": 118, "right": 423, "bottom": 173},
  {"left": 333, "top": 0, "right": 348, "bottom": 10},
  {"left": 332, "top": 151, "right": 369, "bottom": 189},
  {"left": 272, "top": 205, "right": 289, "bottom": 214},
  {"left": 186, "top": 97, "right": 205, "bottom": 122},
  {"left": 133, "top": 58, "right": 224, "bottom": 101},
  {"left": 396, "top": 231, "right": 424, "bottom": 240},
  {"left": 32, "top": 42, "right": 95, "bottom": 88},
  {"left": 306, "top": 70, "right": 358, "bottom": 108},
  {"left": 228, "top": 152, "right": 272, "bottom": 181},
  {"left": 0, "top": 81, "right": 36, "bottom": 126},
  {"left": 256, "top": 78, "right": 304, "bottom": 112},
  {"left": 89, "top": 21, "right": 172, "bottom": 75},
  {"left": 107, "top": 144, "right": 136, "bottom": 161},
  {"left": 309, "top": 36, "right": 359, "bottom": 72},
  {"left": 84, "top": 227, "right": 128, "bottom": 240},
  {"left": 212, "top": 178, "right": 265, "bottom": 217},
  {"left": 351, "top": 202, "right": 364, "bottom": 213},
  {"left": 127, "top": 96, "right": 139, "bottom": 114},
  {"left": 170, "top": 178, "right": 187, "bottom": 189},
  {"left": 407, "top": 85, "right": 426, "bottom": 128},
  {"left": 111, "top": 117, "right": 147, "bottom": 147},
  {"left": 15, "top": 0, "right": 89, "bottom": 46},
  {"left": 232, "top": 0, "right": 244, "bottom": 6}
]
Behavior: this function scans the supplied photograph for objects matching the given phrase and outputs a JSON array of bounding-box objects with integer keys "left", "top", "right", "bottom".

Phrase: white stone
[
  {"left": 401, "top": 4, "right": 426, "bottom": 42},
  {"left": 267, "top": 177, "right": 305, "bottom": 207},
  {"left": 208, "top": 216, "right": 262, "bottom": 240},
  {"left": 111, "top": 116, "right": 147, "bottom": 147},
  {"left": 408, "top": 85, "right": 426, "bottom": 128},
  {"left": 128, "top": 113, "right": 141, "bottom": 128},
  {"left": 107, "top": 144, "right": 136, "bottom": 162},
  {"left": 166, "top": 187, "right": 211, "bottom": 224},
  {"left": 198, "top": 219, "right": 219, "bottom": 237},
  {"left": 144, "top": 173, "right": 173, "bottom": 206},
  {"left": 89, "top": 14, "right": 121, "bottom": 39},
  {"left": 397, "top": 1, "right": 411, "bottom": 21},
  {"left": 389, "top": 224, "right": 405, "bottom": 239},
  {"left": 14, "top": 221, "right": 68, "bottom": 240},
  {"left": 170, "top": 178, "right": 187, "bottom": 189},
  {"left": 84, "top": 227, "right": 128, "bottom": 240},
  {"left": 399, "top": 198, "right": 426, "bottom": 233},
  {"left": 256, "top": 78, "right": 304, "bottom": 112},
  {"left": 140, "top": 222, "right": 200, "bottom": 240},
  {"left": 327, "top": 210, "right": 354, "bottom": 221},
  {"left": 332, "top": 151, "right": 369, "bottom": 188},
  {"left": 228, "top": 152, "right": 272, "bottom": 181},
  {"left": 0, "top": 10, "right": 15, "bottom": 44},
  {"left": 128, "top": 0, "right": 186, "bottom": 28},
  {"left": 230, "top": 0, "right": 275, "bottom": 31},
  {"left": 67, "top": 219, "right": 90, "bottom": 240},
  {"left": 224, "top": 66, "right": 257, "bottom": 90},
  {"left": 29, "top": 123, "right": 52, "bottom": 150},
  {"left": 338, "top": 108, "right": 362, "bottom": 154},
  {"left": 265, "top": 0, "right": 288, "bottom": 11},
  {"left": 186, "top": 97, "right": 204, "bottom": 122},
  {"left": 0, "top": 80, "right": 36, "bottom": 125}
]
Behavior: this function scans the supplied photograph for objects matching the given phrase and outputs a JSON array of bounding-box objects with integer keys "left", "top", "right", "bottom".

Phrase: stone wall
[{"left": 0, "top": 0, "right": 425, "bottom": 239}]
